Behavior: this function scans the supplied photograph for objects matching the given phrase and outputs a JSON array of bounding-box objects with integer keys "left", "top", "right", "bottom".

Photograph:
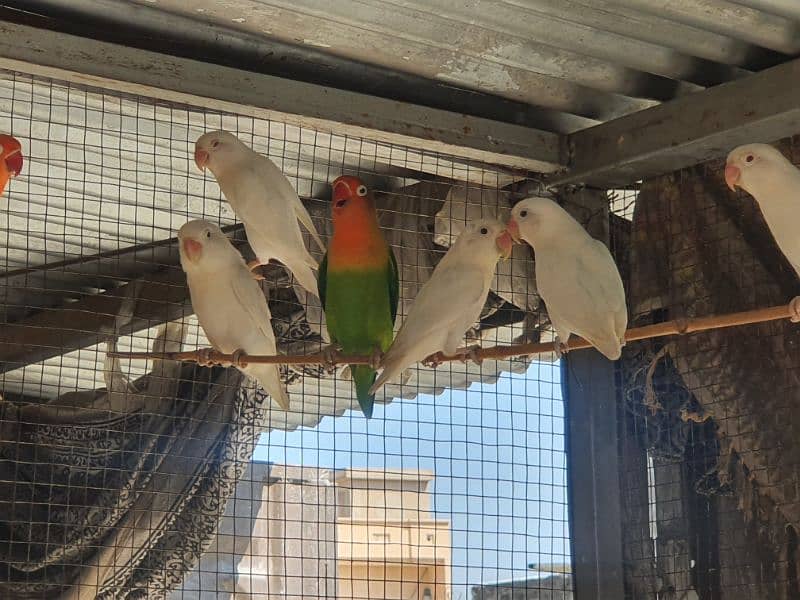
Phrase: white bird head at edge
[{"left": 725, "top": 143, "right": 796, "bottom": 197}]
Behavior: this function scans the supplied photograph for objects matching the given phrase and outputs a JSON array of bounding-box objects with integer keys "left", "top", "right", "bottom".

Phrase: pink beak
[
  {"left": 724, "top": 164, "right": 740, "bottom": 192},
  {"left": 182, "top": 238, "right": 203, "bottom": 261},
  {"left": 506, "top": 218, "right": 521, "bottom": 243},
  {"left": 496, "top": 230, "right": 514, "bottom": 259},
  {"left": 194, "top": 148, "right": 209, "bottom": 171}
]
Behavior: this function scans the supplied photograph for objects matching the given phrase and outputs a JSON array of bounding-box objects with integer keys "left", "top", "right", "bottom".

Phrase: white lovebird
[
  {"left": 178, "top": 219, "right": 290, "bottom": 410},
  {"left": 508, "top": 197, "right": 628, "bottom": 360},
  {"left": 369, "top": 218, "right": 514, "bottom": 394},
  {"left": 725, "top": 143, "right": 800, "bottom": 277},
  {"left": 194, "top": 130, "right": 325, "bottom": 297}
]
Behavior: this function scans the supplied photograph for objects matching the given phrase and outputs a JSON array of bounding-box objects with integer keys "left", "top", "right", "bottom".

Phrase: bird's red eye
[
  {"left": 211, "top": 140, "right": 220, "bottom": 149},
  {"left": 745, "top": 154, "right": 754, "bottom": 163}
]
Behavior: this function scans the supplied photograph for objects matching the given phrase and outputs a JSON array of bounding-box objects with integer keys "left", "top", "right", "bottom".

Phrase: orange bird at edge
[{"left": 0, "top": 134, "right": 23, "bottom": 197}]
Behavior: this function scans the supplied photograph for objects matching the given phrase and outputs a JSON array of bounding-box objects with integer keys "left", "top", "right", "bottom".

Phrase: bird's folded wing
[
  {"left": 291, "top": 193, "right": 326, "bottom": 252},
  {"left": 230, "top": 269, "right": 278, "bottom": 348}
]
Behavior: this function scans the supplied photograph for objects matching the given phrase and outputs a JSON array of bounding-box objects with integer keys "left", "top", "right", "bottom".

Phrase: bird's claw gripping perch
[
  {"left": 247, "top": 260, "right": 266, "bottom": 281},
  {"left": 321, "top": 344, "right": 343, "bottom": 372},
  {"left": 553, "top": 337, "right": 570, "bottom": 359},
  {"left": 196, "top": 347, "right": 217, "bottom": 367},
  {"left": 422, "top": 352, "right": 445, "bottom": 369},
  {"left": 463, "top": 345, "right": 483, "bottom": 365},
  {"left": 230, "top": 349, "right": 249, "bottom": 368},
  {"left": 789, "top": 296, "right": 800, "bottom": 323},
  {"left": 369, "top": 347, "right": 383, "bottom": 370}
]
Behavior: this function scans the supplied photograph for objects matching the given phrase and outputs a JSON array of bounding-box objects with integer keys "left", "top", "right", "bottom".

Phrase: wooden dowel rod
[{"left": 107, "top": 297, "right": 800, "bottom": 366}]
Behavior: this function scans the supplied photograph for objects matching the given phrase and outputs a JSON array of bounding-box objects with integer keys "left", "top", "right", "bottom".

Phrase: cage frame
[{"left": 4, "top": 14, "right": 800, "bottom": 600}]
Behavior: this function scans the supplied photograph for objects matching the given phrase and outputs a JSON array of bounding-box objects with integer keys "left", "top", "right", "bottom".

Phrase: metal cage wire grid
[
  {"left": 0, "top": 69, "right": 570, "bottom": 600},
  {"left": 613, "top": 135, "right": 800, "bottom": 599}
]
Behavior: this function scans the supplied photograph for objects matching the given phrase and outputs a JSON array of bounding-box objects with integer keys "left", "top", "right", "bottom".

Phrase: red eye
[
  {"left": 745, "top": 154, "right": 754, "bottom": 163},
  {"left": 211, "top": 140, "right": 220, "bottom": 149}
]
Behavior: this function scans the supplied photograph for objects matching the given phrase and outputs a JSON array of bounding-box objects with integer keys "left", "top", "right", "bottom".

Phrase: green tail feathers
[{"left": 352, "top": 365, "right": 377, "bottom": 419}]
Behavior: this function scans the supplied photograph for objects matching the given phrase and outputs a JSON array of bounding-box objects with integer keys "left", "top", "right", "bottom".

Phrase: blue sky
[{"left": 253, "top": 361, "right": 570, "bottom": 600}]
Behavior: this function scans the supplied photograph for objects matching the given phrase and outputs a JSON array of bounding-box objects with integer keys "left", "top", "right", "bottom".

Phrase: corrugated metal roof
[
  {"left": 4, "top": 0, "right": 787, "bottom": 428},
  {"left": 22, "top": 0, "right": 799, "bottom": 134}
]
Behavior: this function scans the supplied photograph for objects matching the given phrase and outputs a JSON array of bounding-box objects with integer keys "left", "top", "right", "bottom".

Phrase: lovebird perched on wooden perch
[
  {"left": 318, "top": 176, "right": 399, "bottom": 418},
  {"left": 0, "top": 134, "right": 23, "bottom": 197},
  {"left": 178, "top": 219, "right": 290, "bottom": 411},
  {"left": 507, "top": 197, "right": 627, "bottom": 360},
  {"left": 370, "top": 218, "right": 514, "bottom": 395}
]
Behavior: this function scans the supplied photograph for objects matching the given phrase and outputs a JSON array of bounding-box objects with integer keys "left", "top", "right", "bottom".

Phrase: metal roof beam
[
  {"left": 0, "top": 267, "right": 191, "bottom": 374},
  {"left": 0, "top": 21, "right": 565, "bottom": 179},
  {"left": 553, "top": 57, "right": 800, "bottom": 188},
  {"left": 0, "top": 225, "right": 253, "bottom": 373}
]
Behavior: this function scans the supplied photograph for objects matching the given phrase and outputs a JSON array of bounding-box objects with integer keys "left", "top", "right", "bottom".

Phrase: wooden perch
[{"left": 108, "top": 297, "right": 800, "bottom": 367}]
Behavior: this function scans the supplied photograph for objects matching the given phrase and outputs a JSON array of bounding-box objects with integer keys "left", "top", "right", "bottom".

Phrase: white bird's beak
[
  {"left": 182, "top": 237, "right": 203, "bottom": 262},
  {"left": 194, "top": 147, "right": 209, "bottom": 171},
  {"left": 724, "top": 163, "right": 741, "bottom": 192},
  {"left": 496, "top": 230, "right": 514, "bottom": 260}
]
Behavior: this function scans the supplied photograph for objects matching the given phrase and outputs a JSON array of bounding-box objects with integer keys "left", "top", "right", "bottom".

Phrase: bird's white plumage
[
  {"left": 725, "top": 143, "right": 800, "bottom": 277},
  {"left": 178, "top": 219, "right": 290, "bottom": 410},
  {"left": 511, "top": 197, "right": 627, "bottom": 360},
  {"left": 370, "top": 218, "right": 508, "bottom": 393},
  {"left": 195, "top": 130, "right": 325, "bottom": 297}
]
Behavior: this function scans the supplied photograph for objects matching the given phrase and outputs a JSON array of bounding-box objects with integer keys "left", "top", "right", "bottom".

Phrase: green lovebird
[{"left": 318, "top": 175, "right": 399, "bottom": 418}]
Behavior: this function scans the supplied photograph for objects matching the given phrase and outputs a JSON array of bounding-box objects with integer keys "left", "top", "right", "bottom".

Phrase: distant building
[
  {"left": 471, "top": 574, "right": 573, "bottom": 600},
  {"left": 173, "top": 462, "right": 451, "bottom": 599},
  {"left": 336, "top": 468, "right": 451, "bottom": 600}
]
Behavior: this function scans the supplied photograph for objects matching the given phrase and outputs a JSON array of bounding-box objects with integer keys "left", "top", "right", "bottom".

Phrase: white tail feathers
[
  {"left": 588, "top": 335, "right": 623, "bottom": 361},
  {"left": 369, "top": 356, "right": 405, "bottom": 396},
  {"left": 282, "top": 259, "right": 319, "bottom": 300},
  {"left": 249, "top": 365, "right": 290, "bottom": 410}
]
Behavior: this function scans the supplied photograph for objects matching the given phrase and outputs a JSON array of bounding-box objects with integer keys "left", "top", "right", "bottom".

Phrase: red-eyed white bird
[
  {"left": 725, "top": 143, "right": 800, "bottom": 277},
  {"left": 178, "top": 219, "right": 290, "bottom": 410},
  {"left": 507, "top": 197, "right": 627, "bottom": 360},
  {"left": 194, "top": 130, "right": 324, "bottom": 297},
  {"left": 370, "top": 218, "right": 513, "bottom": 394}
]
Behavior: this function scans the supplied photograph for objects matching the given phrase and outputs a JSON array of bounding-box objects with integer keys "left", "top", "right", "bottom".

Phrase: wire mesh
[
  {"left": 613, "top": 138, "right": 800, "bottom": 599},
  {"left": 0, "top": 69, "right": 571, "bottom": 599}
]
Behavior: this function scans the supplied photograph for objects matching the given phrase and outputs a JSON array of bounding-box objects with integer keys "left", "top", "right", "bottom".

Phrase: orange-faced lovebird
[
  {"left": 318, "top": 176, "right": 399, "bottom": 418},
  {"left": 0, "top": 134, "right": 23, "bottom": 197}
]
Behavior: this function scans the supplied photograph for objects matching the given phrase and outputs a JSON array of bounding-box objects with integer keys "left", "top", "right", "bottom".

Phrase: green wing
[
  {"left": 388, "top": 246, "right": 399, "bottom": 324},
  {"left": 318, "top": 251, "right": 328, "bottom": 310}
]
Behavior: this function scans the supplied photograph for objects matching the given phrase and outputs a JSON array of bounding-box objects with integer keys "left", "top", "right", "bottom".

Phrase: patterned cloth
[{"left": 0, "top": 323, "right": 267, "bottom": 599}]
